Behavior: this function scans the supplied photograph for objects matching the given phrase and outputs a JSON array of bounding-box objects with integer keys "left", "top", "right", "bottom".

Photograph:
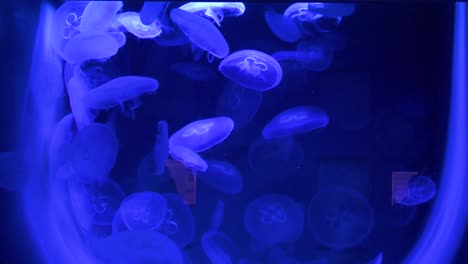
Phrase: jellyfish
[
  {"left": 90, "top": 230, "right": 184, "bottom": 264},
  {"left": 157, "top": 193, "right": 196, "bottom": 247},
  {"left": 111, "top": 207, "right": 127, "bottom": 234},
  {"left": 83, "top": 76, "right": 159, "bottom": 110},
  {"left": 216, "top": 82, "right": 263, "bottom": 129},
  {"left": 115, "top": 11, "right": 163, "bottom": 39},
  {"left": 80, "top": 1, "right": 123, "bottom": 33},
  {"left": 398, "top": 176, "right": 437, "bottom": 206},
  {"left": 81, "top": 58, "right": 121, "bottom": 88},
  {"left": 201, "top": 231, "right": 240, "bottom": 264},
  {"left": 108, "top": 31, "right": 127, "bottom": 48},
  {"left": 264, "top": 7, "right": 302, "bottom": 43},
  {"left": 170, "top": 62, "right": 218, "bottom": 81},
  {"left": 244, "top": 194, "right": 304, "bottom": 246},
  {"left": 70, "top": 123, "right": 119, "bottom": 179},
  {"left": 308, "top": 3, "right": 356, "bottom": 17},
  {"left": 120, "top": 191, "right": 168, "bottom": 231},
  {"left": 169, "top": 145, "right": 208, "bottom": 172},
  {"left": 262, "top": 105, "right": 329, "bottom": 139},
  {"left": 367, "top": 252, "right": 383, "bottom": 264},
  {"left": 178, "top": 2, "right": 246, "bottom": 27},
  {"left": 154, "top": 120, "right": 170, "bottom": 176},
  {"left": 140, "top": 2, "right": 169, "bottom": 25},
  {"left": 200, "top": 160, "right": 243, "bottom": 194},
  {"left": 62, "top": 31, "right": 120, "bottom": 65},
  {"left": 48, "top": 114, "right": 77, "bottom": 175},
  {"left": 169, "top": 117, "right": 234, "bottom": 152},
  {"left": 68, "top": 65, "right": 96, "bottom": 129},
  {"left": 307, "top": 187, "right": 374, "bottom": 249},
  {"left": 209, "top": 200, "right": 225, "bottom": 232},
  {"left": 218, "top": 50, "right": 283, "bottom": 91},
  {"left": 153, "top": 26, "right": 190, "bottom": 46},
  {"left": 0, "top": 152, "right": 27, "bottom": 191},
  {"left": 166, "top": 159, "right": 198, "bottom": 205},
  {"left": 283, "top": 3, "right": 343, "bottom": 33},
  {"left": 68, "top": 175, "right": 125, "bottom": 230},
  {"left": 170, "top": 8, "right": 229, "bottom": 59},
  {"left": 272, "top": 41, "right": 334, "bottom": 72}
]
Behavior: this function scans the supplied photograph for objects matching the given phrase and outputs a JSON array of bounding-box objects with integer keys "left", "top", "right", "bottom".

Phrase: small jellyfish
[
  {"left": 169, "top": 145, "right": 208, "bottom": 172},
  {"left": 0, "top": 152, "right": 27, "bottom": 191},
  {"left": 80, "top": 1, "right": 123, "bottom": 33},
  {"left": 140, "top": 2, "right": 169, "bottom": 25},
  {"left": 120, "top": 191, "right": 168, "bottom": 231},
  {"left": 209, "top": 200, "right": 225, "bottom": 232},
  {"left": 68, "top": 175, "right": 125, "bottom": 230},
  {"left": 170, "top": 62, "right": 218, "bottom": 81},
  {"left": 218, "top": 50, "right": 283, "bottom": 92},
  {"left": 62, "top": 31, "right": 120, "bottom": 65},
  {"left": 169, "top": 117, "right": 234, "bottom": 152},
  {"left": 398, "top": 176, "right": 437, "bottom": 206},
  {"left": 201, "top": 231, "right": 240, "bottom": 264},
  {"left": 154, "top": 120, "right": 170, "bottom": 176},
  {"left": 170, "top": 8, "right": 229, "bottom": 58},
  {"left": 244, "top": 194, "right": 304, "bottom": 245},
  {"left": 48, "top": 114, "right": 77, "bottom": 175},
  {"left": 307, "top": 187, "right": 374, "bottom": 249},
  {"left": 83, "top": 76, "right": 159, "bottom": 110},
  {"left": 272, "top": 41, "right": 334, "bottom": 72},
  {"left": 68, "top": 65, "right": 96, "bottom": 129},
  {"left": 115, "top": 11, "right": 163, "bottom": 39},
  {"left": 284, "top": 3, "right": 343, "bottom": 33},
  {"left": 90, "top": 230, "right": 184, "bottom": 264},
  {"left": 200, "top": 160, "right": 243, "bottom": 194},
  {"left": 264, "top": 7, "right": 302, "bottom": 43},
  {"left": 70, "top": 123, "right": 119, "bottom": 179},
  {"left": 262, "top": 105, "right": 329, "bottom": 139},
  {"left": 179, "top": 2, "right": 246, "bottom": 26}
]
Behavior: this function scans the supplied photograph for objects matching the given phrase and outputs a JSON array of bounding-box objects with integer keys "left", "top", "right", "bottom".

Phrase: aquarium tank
[{"left": 0, "top": 1, "right": 467, "bottom": 264}]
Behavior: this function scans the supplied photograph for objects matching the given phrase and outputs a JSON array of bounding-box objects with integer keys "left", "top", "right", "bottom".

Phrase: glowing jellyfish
[
  {"left": 201, "top": 231, "right": 240, "bottom": 264},
  {"left": 218, "top": 50, "right": 283, "bottom": 91},
  {"left": 209, "top": 200, "right": 225, "bottom": 232},
  {"left": 169, "top": 145, "right": 208, "bottom": 172},
  {"left": 80, "top": 1, "right": 123, "bottom": 33},
  {"left": 91, "top": 230, "right": 184, "bottom": 264},
  {"left": 48, "top": 114, "right": 77, "bottom": 175},
  {"left": 120, "top": 191, "right": 168, "bottom": 231},
  {"left": 262, "top": 105, "right": 329, "bottom": 139},
  {"left": 169, "top": 117, "right": 234, "bottom": 152},
  {"left": 68, "top": 65, "right": 96, "bottom": 129},
  {"left": 179, "top": 2, "right": 246, "bottom": 26},
  {"left": 216, "top": 82, "right": 263, "bottom": 128},
  {"left": 0, "top": 152, "right": 27, "bottom": 191},
  {"left": 244, "top": 194, "right": 304, "bottom": 245},
  {"left": 115, "top": 11, "right": 163, "bottom": 39},
  {"left": 307, "top": 3, "right": 356, "bottom": 17},
  {"left": 62, "top": 31, "right": 120, "bottom": 64},
  {"left": 283, "top": 3, "right": 343, "bottom": 33},
  {"left": 81, "top": 59, "right": 120, "bottom": 88},
  {"left": 140, "top": 2, "right": 169, "bottom": 25},
  {"left": 108, "top": 31, "right": 127, "bottom": 48},
  {"left": 264, "top": 7, "right": 302, "bottom": 43},
  {"left": 398, "top": 176, "right": 437, "bottom": 206},
  {"left": 157, "top": 193, "right": 196, "bottom": 247},
  {"left": 200, "top": 160, "right": 243, "bottom": 194},
  {"left": 154, "top": 120, "right": 170, "bottom": 176},
  {"left": 170, "top": 62, "right": 218, "bottom": 81},
  {"left": 83, "top": 76, "right": 159, "bottom": 110},
  {"left": 272, "top": 41, "right": 334, "bottom": 72},
  {"left": 68, "top": 175, "right": 125, "bottom": 230},
  {"left": 307, "top": 187, "right": 374, "bottom": 249},
  {"left": 170, "top": 8, "right": 229, "bottom": 59},
  {"left": 70, "top": 123, "right": 119, "bottom": 179}
]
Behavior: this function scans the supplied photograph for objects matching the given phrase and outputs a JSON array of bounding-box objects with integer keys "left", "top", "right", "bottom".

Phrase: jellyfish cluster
[{"left": 15, "top": 1, "right": 438, "bottom": 263}]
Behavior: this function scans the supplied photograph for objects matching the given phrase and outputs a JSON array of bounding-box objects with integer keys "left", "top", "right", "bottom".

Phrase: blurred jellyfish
[
  {"left": 169, "top": 145, "right": 208, "bottom": 172},
  {"left": 169, "top": 117, "right": 234, "bottom": 152},
  {"left": 219, "top": 50, "right": 283, "bottom": 91},
  {"left": 272, "top": 41, "right": 334, "bottom": 72},
  {"left": 264, "top": 7, "right": 302, "bottom": 43},
  {"left": 157, "top": 193, "right": 196, "bottom": 247},
  {"left": 0, "top": 152, "right": 27, "bottom": 191},
  {"left": 84, "top": 76, "right": 159, "bottom": 110},
  {"left": 80, "top": 1, "right": 123, "bottom": 33},
  {"left": 68, "top": 175, "right": 125, "bottom": 230},
  {"left": 209, "top": 200, "right": 225, "bottom": 232},
  {"left": 216, "top": 82, "right": 263, "bottom": 128},
  {"left": 120, "top": 191, "right": 168, "bottom": 231},
  {"left": 179, "top": 2, "right": 246, "bottom": 26},
  {"left": 68, "top": 66, "right": 96, "bottom": 129},
  {"left": 154, "top": 120, "right": 170, "bottom": 176},
  {"left": 170, "top": 8, "right": 229, "bottom": 59},
  {"left": 115, "top": 11, "right": 163, "bottom": 39},
  {"left": 263, "top": 105, "right": 329, "bottom": 139},
  {"left": 244, "top": 194, "right": 304, "bottom": 245},
  {"left": 367, "top": 252, "right": 383, "bottom": 264},
  {"left": 398, "top": 176, "right": 437, "bottom": 206},
  {"left": 166, "top": 159, "right": 198, "bottom": 205},
  {"left": 81, "top": 58, "right": 120, "bottom": 88},
  {"left": 283, "top": 3, "right": 343, "bottom": 33},
  {"left": 200, "top": 160, "right": 243, "bottom": 194},
  {"left": 201, "top": 231, "right": 240, "bottom": 264},
  {"left": 140, "top": 2, "right": 169, "bottom": 25},
  {"left": 307, "top": 187, "right": 374, "bottom": 249},
  {"left": 108, "top": 31, "right": 127, "bottom": 48},
  {"left": 120, "top": 98, "right": 142, "bottom": 120},
  {"left": 48, "top": 114, "right": 77, "bottom": 175},
  {"left": 111, "top": 207, "right": 127, "bottom": 234},
  {"left": 171, "top": 62, "right": 218, "bottom": 81},
  {"left": 91, "top": 230, "right": 184, "bottom": 264},
  {"left": 70, "top": 123, "right": 119, "bottom": 179},
  {"left": 308, "top": 3, "right": 356, "bottom": 17},
  {"left": 62, "top": 31, "right": 120, "bottom": 64}
]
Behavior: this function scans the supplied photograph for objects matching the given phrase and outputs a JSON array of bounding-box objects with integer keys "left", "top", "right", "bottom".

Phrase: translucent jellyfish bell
[
  {"left": 398, "top": 176, "right": 437, "bottom": 206},
  {"left": 284, "top": 3, "right": 343, "bottom": 33},
  {"left": 169, "top": 117, "right": 234, "bottom": 152},
  {"left": 219, "top": 50, "right": 283, "bottom": 91},
  {"left": 263, "top": 105, "right": 329, "bottom": 139},
  {"left": 272, "top": 41, "right": 334, "bottom": 72},
  {"left": 115, "top": 11, "right": 163, "bottom": 39},
  {"left": 62, "top": 31, "right": 120, "bottom": 65},
  {"left": 244, "top": 194, "right": 304, "bottom": 245},
  {"left": 140, "top": 2, "right": 169, "bottom": 26},
  {"left": 170, "top": 8, "right": 230, "bottom": 59},
  {"left": 120, "top": 191, "right": 168, "bottom": 231},
  {"left": 48, "top": 114, "right": 77, "bottom": 175},
  {"left": 200, "top": 160, "right": 243, "bottom": 194},
  {"left": 264, "top": 7, "right": 302, "bottom": 43},
  {"left": 80, "top": 1, "right": 123, "bottom": 33},
  {"left": 307, "top": 187, "right": 374, "bottom": 249},
  {"left": 201, "top": 231, "right": 241, "bottom": 264},
  {"left": 169, "top": 145, "right": 208, "bottom": 172},
  {"left": 170, "top": 62, "right": 218, "bottom": 81},
  {"left": 179, "top": 2, "right": 246, "bottom": 26}
]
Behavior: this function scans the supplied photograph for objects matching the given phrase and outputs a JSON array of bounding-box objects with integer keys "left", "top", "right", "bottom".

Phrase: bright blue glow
[
  {"left": 140, "top": 2, "right": 168, "bottom": 26},
  {"left": 169, "top": 145, "right": 208, "bottom": 172},
  {"left": 209, "top": 200, "right": 225, "bottom": 232},
  {"left": 219, "top": 50, "right": 283, "bottom": 91},
  {"left": 120, "top": 191, "right": 168, "bottom": 231},
  {"left": 398, "top": 176, "right": 437, "bottom": 206},
  {"left": 154, "top": 120, "right": 170, "bottom": 176},
  {"left": 48, "top": 114, "right": 77, "bottom": 176},
  {"left": 62, "top": 31, "right": 120, "bottom": 64},
  {"left": 201, "top": 231, "right": 240, "bottom": 263},
  {"left": 307, "top": 187, "right": 374, "bottom": 249},
  {"left": 264, "top": 7, "right": 302, "bottom": 43},
  {"left": 108, "top": 31, "right": 126, "bottom": 48},
  {"left": 80, "top": 1, "right": 123, "bottom": 33},
  {"left": 115, "top": 11, "right": 163, "bottom": 39},
  {"left": 68, "top": 66, "right": 95, "bottom": 129},
  {"left": 170, "top": 61, "right": 218, "bottom": 81},
  {"left": 283, "top": 3, "right": 343, "bottom": 33},
  {"left": 179, "top": 2, "right": 245, "bottom": 26},
  {"left": 403, "top": 3, "right": 467, "bottom": 263},
  {"left": 244, "top": 194, "right": 304, "bottom": 245},
  {"left": 169, "top": 117, "right": 234, "bottom": 152},
  {"left": 262, "top": 105, "right": 329, "bottom": 139},
  {"left": 201, "top": 160, "right": 243, "bottom": 194}
]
